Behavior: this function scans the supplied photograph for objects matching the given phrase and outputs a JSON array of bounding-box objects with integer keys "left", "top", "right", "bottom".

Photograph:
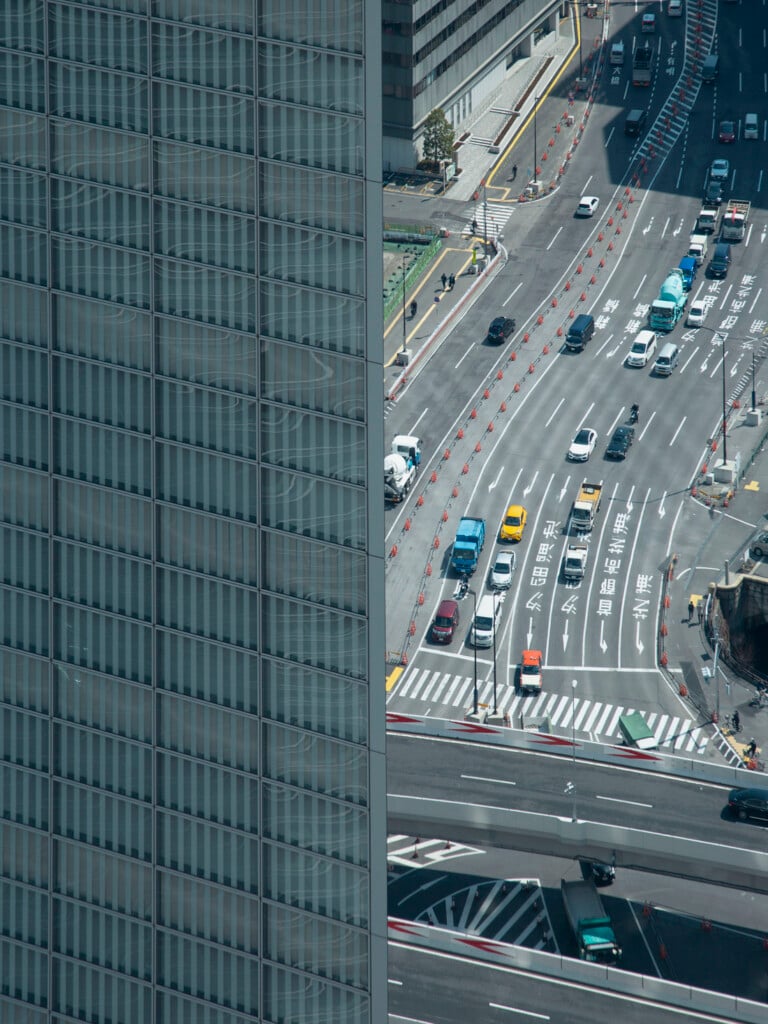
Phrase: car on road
[
  {"left": 575, "top": 195, "right": 599, "bottom": 218},
  {"left": 589, "top": 862, "right": 616, "bottom": 886},
  {"left": 709, "top": 158, "right": 730, "bottom": 181},
  {"left": 718, "top": 120, "right": 736, "bottom": 144},
  {"left": 750, "top": 532, "right": 768, "bottom": 560},
  {"left": 728, "top": 787, "right": 768, "bottom": 822},
  {"left": 704, "top": 179, "right": 724, "bottom": 205},
  {"left": 499, "top": 504, "right": 527, "bottom": 542},
  {"left": 668, "top": 0, "right": 683, "bottom": 15},
  {"left": 605, "top": 425, "right": 635, "bottom": 460},
  {"left": 709, "top": 241, "right": 731, "bottom": 279},
  {"left": 430, "top": 599, "right": 460, "bottom": 643},
  {"left": 487, "top": 316, "right": 516, "bottom": 344},
  {"left": 641, "top": 13, "right": 656, "bottom": 32},
  {"left": 488, "top": 550, "right": 516, "bottom": 590},
  {"left": 567, "top": 427, "right": 598, "bottom": 462},
  {"left": 687, "top": 299, "right": 706, "bottom": 327},
  {"left": 625, "top": 329, "right": 657, "bottom": 368}
]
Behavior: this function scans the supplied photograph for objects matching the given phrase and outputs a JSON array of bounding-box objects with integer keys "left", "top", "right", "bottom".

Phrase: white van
[
  {"left": 744, "top": 113, "right": 759, "bottom": 140},
  {"left": 626, "top": 329, "right": 657, "bottom": 368},
  {"left": 654, "top": 342, "right": 680, "bottom": 376},
  {"left": 610, "top": 41, "right": 625, "bottom": 65},
  {"left": 470, "top": 594, "right": 501, "bottom": 648}
]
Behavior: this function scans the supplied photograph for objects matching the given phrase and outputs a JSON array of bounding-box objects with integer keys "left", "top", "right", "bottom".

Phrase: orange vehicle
[{"left": 519, "top": 650, "right": 543, "bottom": 694}]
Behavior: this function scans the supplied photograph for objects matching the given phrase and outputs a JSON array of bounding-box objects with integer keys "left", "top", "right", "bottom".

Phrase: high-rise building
[
  {"left": 383, "top": 0, "right": 561, "bottom": 168},
  {"left": 0, "top": 3, "right": 386, "bottom": 1022}
]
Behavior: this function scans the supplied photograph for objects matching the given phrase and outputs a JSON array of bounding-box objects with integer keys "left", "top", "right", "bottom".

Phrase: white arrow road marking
[
  {"left": 526, "top": 617, "right": 534, "bottom": 647},
  {"left": 658, "top": 490, "right": 667, "bottom": 518},
  {"left": 562, "top": 619, "right": 570, "bottom": 651},
  {"left": 599, "top": 621, "right": 608, "bottom": 653},
  {"left": 635, "top": 620, "right": 644, "bottom": 655},
  {"left": 488, "top": 468, "right": 504, "bottom": 492},
  {"left": 523, "top": 471, "right": 539, "bottom": 498}
]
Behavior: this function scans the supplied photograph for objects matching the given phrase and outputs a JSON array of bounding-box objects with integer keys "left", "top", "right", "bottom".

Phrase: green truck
[
  {"left": 618, "top": 712, "right": 658, "bottom": 750},
  {"left": 561, "top": 879, "right": 621, "bottom": 964}
]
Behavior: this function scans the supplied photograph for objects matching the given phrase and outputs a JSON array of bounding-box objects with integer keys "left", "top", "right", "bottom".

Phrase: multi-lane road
[
  {"left": 385, "top": 1, "right": 768, "bottom": 742},
  {"left": 384, "top": 1, "right": 768, "bottom": 1019}
]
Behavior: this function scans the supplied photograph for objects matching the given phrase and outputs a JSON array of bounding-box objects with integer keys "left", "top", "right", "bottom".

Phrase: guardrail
[{"left": 388, "top": 913, "right": 766, "bottom": 1023}]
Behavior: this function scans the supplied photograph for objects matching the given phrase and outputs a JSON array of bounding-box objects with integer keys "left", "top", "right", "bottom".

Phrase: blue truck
[
  {"left": 677, "top": 256, "right": 697, "bottom": 291},
  {"left": 451, "top": 516, "right": 486, "bottom": 575}
]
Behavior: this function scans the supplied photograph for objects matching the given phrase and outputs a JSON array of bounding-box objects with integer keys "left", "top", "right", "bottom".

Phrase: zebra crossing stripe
[
  {"left": 445, "top": 675, "right": 465, "bottom": 704},
  {"left": 420, "top": 671, "right": 448, "bottom": 702}
]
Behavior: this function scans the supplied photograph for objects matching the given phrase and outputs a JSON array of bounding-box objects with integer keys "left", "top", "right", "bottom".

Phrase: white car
[
  {"left": 709, "top": 158, "right": 730, "bottom": 181},
  {"left": 687, "top": 299, "right": 706, "bottom": 327},
  {"left": 489, "top": 550, "right": 516, "bottom": 590},
  {"left": 626, "top": 329, "right": 657, "bottom": 368},
  {"left": 576, "top": 196, "right": 599, "bottom": 218},
  {"left": 668, "top": 0, "right": 682, "bottom": 16},
  {"left": 568, "top": 427, "right": 598, "bottom": 462}
]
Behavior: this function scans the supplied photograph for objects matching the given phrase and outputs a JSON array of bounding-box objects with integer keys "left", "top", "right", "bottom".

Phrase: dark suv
[
  {"left": 487, "top": 317, "right": 516, "bottom": 344},
  {"left": 728, "top": 788, "right": 768, "bottom": 822}
]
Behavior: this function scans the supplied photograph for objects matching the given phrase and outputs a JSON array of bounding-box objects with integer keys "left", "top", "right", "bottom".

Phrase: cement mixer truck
[
  {"left": 384, "top": 434, "right": 422, "bottom": 504},
  {"left": 649, "top": 270, "right": 686, "bottom": 332}
]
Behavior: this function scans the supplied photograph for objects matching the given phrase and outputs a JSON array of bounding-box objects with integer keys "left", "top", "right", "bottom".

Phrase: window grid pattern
[{"left": 0, "top": 1, "right": 383, "bottom": 1019}]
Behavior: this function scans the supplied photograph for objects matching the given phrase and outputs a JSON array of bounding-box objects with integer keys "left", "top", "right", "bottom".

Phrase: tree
[{"left": 422, "top": 108, "right": 455, "bottom": 167}]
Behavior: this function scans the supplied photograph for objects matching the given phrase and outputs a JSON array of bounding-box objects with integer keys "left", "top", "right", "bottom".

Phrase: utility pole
[
  {"left": 720, "top": 333, "right": 728, "bottom": 463},
  {"left": 401, "top": 257, "right": 407, "bottom": 353}
]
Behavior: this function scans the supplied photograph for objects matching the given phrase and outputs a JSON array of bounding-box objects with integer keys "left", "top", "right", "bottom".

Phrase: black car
[
  {"left": 487, "top": 316, "right": 516, "bottom": 343},
  {"left": 606, "top": 425, "right": 635, "bottom": 460},
  {"left": 704, "top": 179, "right": 724, "bottom": 205},
  {"left": 728, "top": 787, "right": 768, "bottom": 822},
  {"left": 590, "top": 862, "right": 616, "bottom": 886}
]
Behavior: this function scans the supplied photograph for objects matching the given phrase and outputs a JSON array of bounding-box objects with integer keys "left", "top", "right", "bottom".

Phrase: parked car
[
  {"left": 718, "top": 120, "right": 736, "bottom": 143},
  {"left": 728, "top": 788, "right": 768, "bottom": 822},
  {"left": 499, "top": 504, "right": 527, "bottom": 542},
  {"left": 575, "top": 195, "right": 599, "bottom": 218},
  {"left": 487, "top": 316, "right": 516, "bottom": 343},
  {"left": 606, "top": 425, "right": 635, "bottom": 460},
  {"left": 488, "top": 550, "right": 516, "bottom": 590},
  {"left": 750, "top": 532, "right": 768, "bottom": 560},
  {"left": 568, "top": 428, "right": 598, "bottom": 462}
]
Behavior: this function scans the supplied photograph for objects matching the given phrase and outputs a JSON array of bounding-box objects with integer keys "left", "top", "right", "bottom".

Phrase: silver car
[{"left": 488, "top": 550, "right": 516, "bottom": 590}]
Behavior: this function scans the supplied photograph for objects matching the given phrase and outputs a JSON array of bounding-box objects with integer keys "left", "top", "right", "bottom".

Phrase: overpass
[{"left": 387, "top": 714, "right": 768, "bottom": 893}]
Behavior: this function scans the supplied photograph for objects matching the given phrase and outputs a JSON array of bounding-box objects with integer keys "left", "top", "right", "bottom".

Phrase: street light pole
[
  {"left": 720, "top": 332, "right": 728, "bottom": 463},
  {"left": 533, "top": 95, "right": 538, "bottom": 183},
  {"left": 401, "top": 256, "right": 407, "bottom": 353},
  {"left": 482, "top": 181, "right": 488, "bottom": 257},
  {"left": 571, "top": 679, "right": 578, "bottom": 822},
  {"left": 574, "top": 1, "right": 582, "bottom": 80},
  {"left": 752, "top": 349, "right": 756, "bottom": 412},
  {"left": 492, "top": 593, "right": 498, "bottom": 715},
  {"left": 469, "top": 587, "right": 478, "bottom": 714}
]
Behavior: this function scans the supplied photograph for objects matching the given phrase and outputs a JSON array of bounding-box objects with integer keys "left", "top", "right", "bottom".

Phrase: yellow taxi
[{"left": 499, "top": 504, "right": 527, "bottom": 542}]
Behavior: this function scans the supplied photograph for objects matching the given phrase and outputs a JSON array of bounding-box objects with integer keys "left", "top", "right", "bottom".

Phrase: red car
[{"left": 718, "top": 120, "right": 736, "bottom": 144}]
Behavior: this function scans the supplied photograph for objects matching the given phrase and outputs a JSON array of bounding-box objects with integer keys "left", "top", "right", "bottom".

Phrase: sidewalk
[{"left": 382, "top": 10, "right": 603, "bottom": 375}]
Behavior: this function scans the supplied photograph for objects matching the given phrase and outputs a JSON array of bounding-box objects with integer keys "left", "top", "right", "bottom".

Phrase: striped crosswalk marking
[{"left": 389, "top": 668, "right": 710, "bottom": 754}]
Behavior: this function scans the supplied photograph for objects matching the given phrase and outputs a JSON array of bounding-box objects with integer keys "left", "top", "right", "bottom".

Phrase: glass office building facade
[{"left": 0, "top": 2, "right": 386, "bottom": 1022}]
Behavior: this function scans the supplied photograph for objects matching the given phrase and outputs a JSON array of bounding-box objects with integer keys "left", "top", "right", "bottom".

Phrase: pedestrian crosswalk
[
  {"left": 466, "top": 201, "right": 514, "bottom": 240},
  {"left": 389, "top": 667, "right": 710, "bottom": 754}
]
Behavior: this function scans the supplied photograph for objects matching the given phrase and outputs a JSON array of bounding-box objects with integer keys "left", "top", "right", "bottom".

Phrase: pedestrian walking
[
  {"left": 512, "top": 163, "right": 517, "bottom": 181},
  {"left": 471, "top": 218, "right": 478, "bottom": 235},
  {"left": 441, "top": 272, "right": 447, "bottom": 290},
  {"left": 448, "top": 273, "right": 455, "bottom": 290},
  {"left": 733, "top": 710, "right": 741, "bottom": 734},
  {"left": 687, "top": 600, "right": 695, "bottom": 623},
  {"left": 697, "top": 603, "right": 704, "bottom": 624},
  {"left": 746, "top": 738, "right": 758, "bottom": 759},
  {"left": 410, "top": 300, "right": 417, "bottom": 318}
]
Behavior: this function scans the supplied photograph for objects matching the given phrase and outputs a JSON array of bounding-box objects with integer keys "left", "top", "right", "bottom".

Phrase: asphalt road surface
[{"left": 385, "top": 1, "right": 768, "bottom": 755}]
